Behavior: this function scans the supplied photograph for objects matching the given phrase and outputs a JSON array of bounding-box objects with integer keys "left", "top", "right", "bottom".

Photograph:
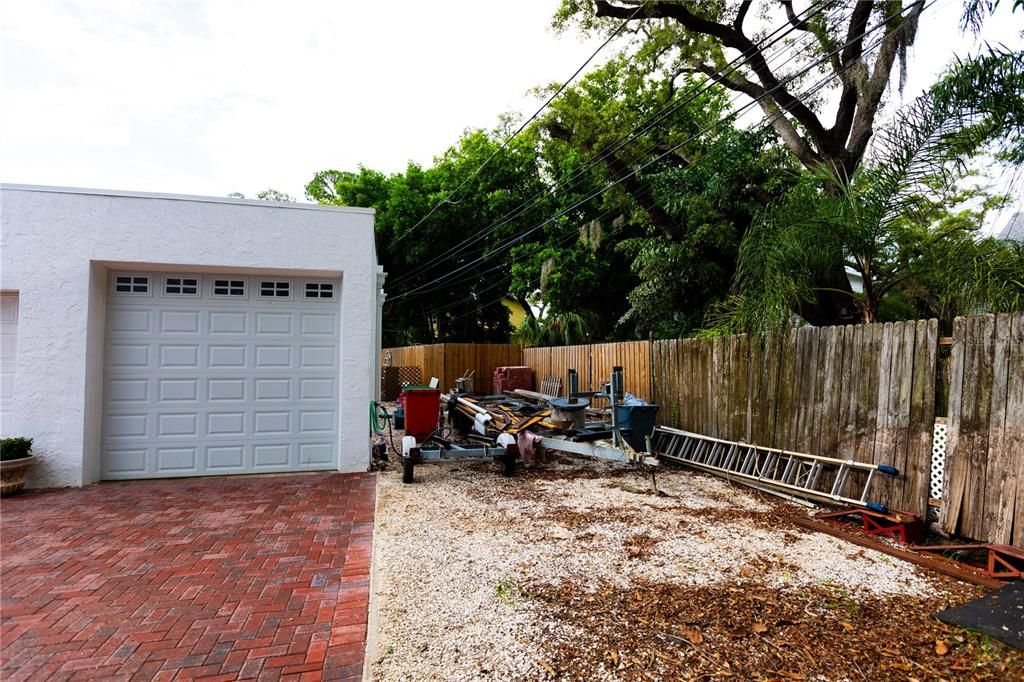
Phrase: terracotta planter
[{"left": 1, "top": 455, "right": 35, "bottom": 496}]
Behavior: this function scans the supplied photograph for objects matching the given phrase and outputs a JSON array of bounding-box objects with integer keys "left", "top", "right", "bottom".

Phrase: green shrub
[{"left": 0, "top": 437, "right": 33, "bottom": 461}]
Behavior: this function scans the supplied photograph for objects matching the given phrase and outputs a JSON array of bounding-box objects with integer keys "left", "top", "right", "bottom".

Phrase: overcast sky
[{"left": 1, "top": 0, "right": 1021, "bottom": 227}]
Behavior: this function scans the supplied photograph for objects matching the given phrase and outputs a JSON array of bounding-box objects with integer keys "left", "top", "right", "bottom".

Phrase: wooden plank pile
[{"left": 444, "top": 388, "right": 612, "bottom": 445}]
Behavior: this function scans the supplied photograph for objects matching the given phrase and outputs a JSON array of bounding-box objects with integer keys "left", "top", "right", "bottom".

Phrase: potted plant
[{"left": 1, "top": 437, "right": 35, "bottom": 496}]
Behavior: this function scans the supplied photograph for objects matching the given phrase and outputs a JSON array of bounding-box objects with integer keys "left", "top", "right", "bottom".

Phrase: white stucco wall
[{"left": 0, "top": 184, "right": 380, "bottom": 488}]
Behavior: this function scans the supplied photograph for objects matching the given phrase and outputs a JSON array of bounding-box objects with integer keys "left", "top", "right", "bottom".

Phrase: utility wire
[
  {"left": 416, "top": 205, "right": 623, "bottom": 320},
  {"left": 385, "top": 2, "right": 839, "bottom": 299},
  {"left": 439, "top": 17, "right": 936, "bottom": 328},
  {"left": 388, "top": 2, "right": 848, "bottom": 304},
  {"left": 389, "top": 5, "right": 641, "bottom": 247},
  {"left": 385, "top": 0, "right": 839, "bottom": 295},
  {"left": 388, "top": 0, "right": 933, "bottom": 311}
]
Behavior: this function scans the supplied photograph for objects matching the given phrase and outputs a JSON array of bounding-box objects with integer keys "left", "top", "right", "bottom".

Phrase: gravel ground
[{"left": 367, "top": 454, "right": 1016, "bottom": 681}]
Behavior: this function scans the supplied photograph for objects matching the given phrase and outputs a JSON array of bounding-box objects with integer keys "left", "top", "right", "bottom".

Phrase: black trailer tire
[
  {"left": 500, "top": 456, "right": 516, "bottom": 477},
  {"left": 402, "top": 458, "right": 414, "bottom": 484}
]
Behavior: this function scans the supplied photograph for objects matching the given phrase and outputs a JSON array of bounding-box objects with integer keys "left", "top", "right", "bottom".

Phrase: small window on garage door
[
  {"left": 258, "top": 280, "right": 291, "bottom": 299},
  {"left": 112, "top": 273, "right": 151, "bottom": 296},
  {"left": 212, "top": 278, "right": 247, "bottom": 298},
  {"left": 162, "top": 275, "right": 200, "bottom": 297},
  {"left": 303, "top": 282, "right": 335, "bottom": 300}
]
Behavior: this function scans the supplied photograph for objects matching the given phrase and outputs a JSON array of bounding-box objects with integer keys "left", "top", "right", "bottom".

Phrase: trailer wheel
[
  {"left": 402, "top": 458, "right": 414, "bottom": 484},
  {"left": 500, "top": 456, "right": 516, "bottom": 477}
]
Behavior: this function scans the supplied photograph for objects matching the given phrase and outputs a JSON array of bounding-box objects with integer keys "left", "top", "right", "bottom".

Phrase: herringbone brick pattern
[{"left": 0, "top": 472, "right": 375, "bottom": 681}]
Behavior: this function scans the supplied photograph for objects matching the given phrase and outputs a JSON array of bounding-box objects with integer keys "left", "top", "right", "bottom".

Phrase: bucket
[{"left": 402, "top": 388, "right": 441, "bottom": 440}]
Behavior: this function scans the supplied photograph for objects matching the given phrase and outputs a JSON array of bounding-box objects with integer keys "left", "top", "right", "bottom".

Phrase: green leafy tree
[
  {"left": 307, "top": 129, "right": 553, "bottom": 345},
  {"left": 255, "top": 188, "right": 296, "bottom": 202},
  {"left": 512, "top": 51, "right": 796, "bottom": 339},
  {"left": 721, "top": 49, "right": 1024, "bottom": 333}
]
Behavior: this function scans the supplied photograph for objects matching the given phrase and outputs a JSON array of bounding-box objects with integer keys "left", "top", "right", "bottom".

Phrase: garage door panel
[
  {"left": 208, "top": 344, "right": 247, "bottom": 368},
  {"left": 157, "top": 446, "right": 198, "bottom": 473},
  {"left": 109, "top": 344, "right": 150, "bottom": 369},
  {"left": 105, "top": 447, "right": 148, "bottom": 475},
  {"left": 160, "top": 310, "right": 201, "bottom": 334},
  {"left": 255, "top": 312, "right": 292, "bottom": 335},
  {"left": 207, "top": 411, "right": 246, "bottom": 437},
  {"left": 300, "top": 410, "right": 336, "bottom": 433},
  {"left": 158, "top": 378, "right": 198, "bottom": 402},
  {"left": 255, "top": 378, "right": 291, "bottom": 401},
  {"left": 102, "top": 273, "right": 340, "bottom": 479},
  {"left": 207, "top": 378, "right": 247, "bottom": 401},
  {"left": 253, "top": 443, "right": 290, "bottom": 468},
  {"left": 206, "top": 445, "right": 245, "bottom": 471},
  {"left": 160, "top": 344, "right": 200, "bottom": 368},
  {"left": 157, "top": 413, "right": 198, "bottom": 437},
  {"left": 107, "top": 378, "right": 150, "bottom": 404},
  {"left": 110, "top": 309, "right": 152, "bottom": 334},
  {"left": 106, "top": 413, "right": 148, "bottom": 438},
  {"left": 300, "top": 313, "right": 337, "bottom": 335},
  {"left": 254, "top": 410, "right": 290, "bottom": 435},
  {"left": 255, "top": 345, "right": 292, "bottom": 368},
  {"left": 298, "top": 442, "right": 335, "bottom": 466},
  {"left": 300, "top": 346, "right": 336, "bottom": 368},
  {"left": 209, "top": 311, "right": 248, "bottom": 335},
  {"left": 299, "top": 378, "right": 335, "bottom": 400}
]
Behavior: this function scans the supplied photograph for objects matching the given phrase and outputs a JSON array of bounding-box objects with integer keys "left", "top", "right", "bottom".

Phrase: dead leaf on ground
[
  {"left": 537, "top": 659, "right": 557, "bottom": 677},
  {"left": 752, "top": 622, "right": 769, "bottom": 634},
  {"left": 683, "top": 626, "right": 704, "bottom": 645}
]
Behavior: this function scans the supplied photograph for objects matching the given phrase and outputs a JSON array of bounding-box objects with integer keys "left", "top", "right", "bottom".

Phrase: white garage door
[{"left": 101, "top": 272, "right": 341, "bottom": 479}]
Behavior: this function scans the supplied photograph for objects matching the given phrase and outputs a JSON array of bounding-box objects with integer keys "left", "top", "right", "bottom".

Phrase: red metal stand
[
  {"left": 912, "top": 544, "right": 1024, "bottom": 580},
  {"left": 817, "top": 508, "right": 925, "bottom": 544}
]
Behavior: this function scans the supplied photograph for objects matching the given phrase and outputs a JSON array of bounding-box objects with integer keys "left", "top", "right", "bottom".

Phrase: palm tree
[
  {"left": 512, "top": 311, "right": 594, "bottom": 347},
  {"left": 719, "top": 48, "right": 1024, "bottom": 334}
]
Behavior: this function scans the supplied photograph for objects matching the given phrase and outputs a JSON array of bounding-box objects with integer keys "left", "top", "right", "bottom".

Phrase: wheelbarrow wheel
[
  {"left": 402, "top": 458, "right": 414, "bottom": 484},
  {"left": 499, "top": 455, "right": 516, "bottom": 477}
]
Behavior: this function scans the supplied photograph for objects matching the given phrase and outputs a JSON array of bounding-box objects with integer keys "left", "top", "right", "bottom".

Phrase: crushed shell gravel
[{"left": 369, "top": 457, "right": 947, "bottom": 681}]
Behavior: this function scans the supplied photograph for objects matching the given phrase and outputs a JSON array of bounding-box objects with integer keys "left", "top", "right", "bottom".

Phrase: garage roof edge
[{"left": 0, "top": 183, "right": 375, "bottom": 216}]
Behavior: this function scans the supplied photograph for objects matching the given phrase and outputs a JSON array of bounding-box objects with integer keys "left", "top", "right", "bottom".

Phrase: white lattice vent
[{"left": 929, "top": 419, "right": 948, "bottom": 521}]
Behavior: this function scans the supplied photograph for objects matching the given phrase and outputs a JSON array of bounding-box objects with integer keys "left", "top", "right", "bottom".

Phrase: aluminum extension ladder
[{"left": 650, "top": 426, "right": 898, "bottom": 512}]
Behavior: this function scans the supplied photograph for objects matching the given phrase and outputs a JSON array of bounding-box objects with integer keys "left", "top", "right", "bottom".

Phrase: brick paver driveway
[{"left": 1, "top": 472, "right": 375, "bottom": 681}]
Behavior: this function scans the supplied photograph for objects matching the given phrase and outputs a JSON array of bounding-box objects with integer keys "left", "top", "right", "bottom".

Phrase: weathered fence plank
[
  {"left": 942, "top": 316, "right": 969, "bottom": 535},
  {"left": 1009, "top": 313, "right": 1024, "bottom": 547},
  {"left": 982, "top": 313, "right": 1012, "bottom": 543},
  {"left": 905, "top": 319, "right": 938, "bottom": 515}
]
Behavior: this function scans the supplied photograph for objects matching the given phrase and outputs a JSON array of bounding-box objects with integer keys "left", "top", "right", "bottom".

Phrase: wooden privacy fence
[
  {"left": 381, "top": 313, "right": 1023, "bottom": 545},
  {"left": 941, "top": 312, "right": 1024, "bottom": 547},
  {"left": 652, "top": 321, "right": 939, "bottom": 517},
  {"left": 381, "top": 344, "right": 521, "bottom": 396},
  {"left": 523, "top": 341, "right": 653, "bottom": 401}
]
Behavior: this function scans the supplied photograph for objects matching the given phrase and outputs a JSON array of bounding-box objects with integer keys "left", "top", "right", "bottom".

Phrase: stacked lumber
[{"left": 444, "top": 389, "right": 607, "bottom": 445}]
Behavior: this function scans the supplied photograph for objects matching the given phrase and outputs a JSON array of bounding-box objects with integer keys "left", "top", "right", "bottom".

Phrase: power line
[
  {"left": 387, "top": 0, "right": 934, "bottom": 311},
  {"left": 388, "top": 2, "right": 854, "bottom": 305},
  {"left": 389, "top": 5, "right": 641, "bottom": 248},
  {"left": 385, "top": 0, "right": 837, "bottom": 292},
  {"left": 436, "top": 16, "right": 936, "bottom": 330}
]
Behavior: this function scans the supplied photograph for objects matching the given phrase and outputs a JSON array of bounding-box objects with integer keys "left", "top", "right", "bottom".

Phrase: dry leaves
[{"left": 530, "top": 578, "right": 1024, "bottom": 681}]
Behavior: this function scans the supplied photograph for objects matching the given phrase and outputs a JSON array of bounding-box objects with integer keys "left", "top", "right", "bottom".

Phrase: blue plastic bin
[{"left": 616, "top": 402, "right": 659, "bottom": 451}]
